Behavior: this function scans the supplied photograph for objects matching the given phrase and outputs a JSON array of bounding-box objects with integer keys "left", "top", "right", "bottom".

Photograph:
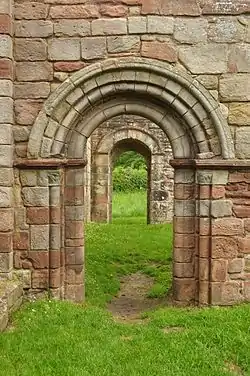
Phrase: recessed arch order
[{"left": 28, "top": 57, "right": 235, "bottom": 160}]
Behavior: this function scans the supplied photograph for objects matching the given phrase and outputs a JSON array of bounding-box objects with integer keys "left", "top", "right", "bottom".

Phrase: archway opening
[
  {"left": 24, "top": 57, "right": 235, "bottom": 306},
  {"left": 112, "top": 147, "right": 148, "bottom": 224}
]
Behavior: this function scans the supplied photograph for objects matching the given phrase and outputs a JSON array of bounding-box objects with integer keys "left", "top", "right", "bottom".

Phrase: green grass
[
  {"left": 0, "top": 191, "right": 250, "bottom": 376},
  {"left": 112, "top": 190, "right": 147, "bottom": 219}
]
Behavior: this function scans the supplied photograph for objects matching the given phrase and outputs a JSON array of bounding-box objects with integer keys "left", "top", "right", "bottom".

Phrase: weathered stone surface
[
  {"left": 179, "top": 44, "right": 228, "bottom": 74},
  {"left": 30, "top": 225, "right": 49, "bottom": 250},
  {"left": 142, "top": 0, "right": 200, "bottom": 16},
  {"left": 14, "top": 83, "right": 50, "bottom": 99},
  {"left": 0, "top": 98, "right": 13, "bottom": 123},
  {"left": 100, "top": 4, "right": 128, "bottom": 17},
  {"left": 92, "top": 18, "right": 127, "bottom": 35},
  {"left": 107, "top": 36, "right": 140, "bottom": 53},
  {"left": 48, "top": 39, "right": 81, "bottom": 61},
  {"left": 235, "top": 127, "right": 250, "bottom": 158},
  {"left": 50, "top": 5, "right": 98, "bottom": 19},
  {"left": 0, "top": 36, "right": 12, "bottom": 58},
  {"left": 81, "top": 37, "right": 106, "bottom": 60},
  {"left": 228, "top": 259, "right": 243, "bottom": 274},
  {"left": 141, "top": 40, "right": 177, "bottom": 62},
  {"left": 229, "top": 45, "right": 250, "bottom": 73},
  {"left": 54, "top": 20, "right": 90, "bottom": 37},
  {"left": 208, "top": 17, "right": 245, "bottom": 43},
  {"left": 128, "top": 16, "right": 147, "bottom": 34},
  {"left": 15, "top": 3, "right": 49, "bottom": 20},
  {"left": 22, "top": 187, "right": 49, "bottom": 206},
  {"left": 16, "top": 62, "right": 53, "bottom": 82},
  {"left": 15, "top": 20, "right": 53, "bottom": 38},
  {"left": 147, "top": 16, "right": 174, "bottom": 34},
  {"left": 203, "top": 1, "right": 250, "bottom": 15},
  {"left": 15, "top": 100, "right": 43, "bottom": 125},
  {"left": 220, "top": 74, "right": 250, "bottom": 101},
  {"left": 15, "top": 38, "right": 47, "bottom": 62},
  {"left": 174, "top": 19, "right": 207, "bottom": 43},
  {"left": 0, "top": 79, "right": 12, "bottom": 97},
  {"left": 228, "top": 103, "right": 250, "bottom": 125}
]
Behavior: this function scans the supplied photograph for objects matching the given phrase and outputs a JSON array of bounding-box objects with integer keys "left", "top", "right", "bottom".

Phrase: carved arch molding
[{"left": 13, "top": 57, "right": 249, "bottom": 306}]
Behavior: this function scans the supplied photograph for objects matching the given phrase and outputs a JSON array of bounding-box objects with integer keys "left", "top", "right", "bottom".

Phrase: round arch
[
  {"left": 28, "top": 57, "right": 234, "bottom": 160},
  {"left": 91, "top": 125, "right": 170, "bottom": 224}
]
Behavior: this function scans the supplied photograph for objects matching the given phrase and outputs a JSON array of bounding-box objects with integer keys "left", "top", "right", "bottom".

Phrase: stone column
[
  {"left": 172, "top": 168, "right": 196, "bottom": 304},
  {"left": 91, "top": 153, "right": 110, "bottom": 222},
  {"left": 64, "top": 167, "right": 85, "bottom": 302},
  {"left": 0, "top": 0, "right": 14, "bottom": 279}
]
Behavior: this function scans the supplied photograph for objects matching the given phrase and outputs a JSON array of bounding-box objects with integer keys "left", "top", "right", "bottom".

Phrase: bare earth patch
[
  {"left": 108, "top": 272, "right": 168, "bottom": 323},
  {"left": 224, "top": 361, "right": 244, "bottom": 376}
]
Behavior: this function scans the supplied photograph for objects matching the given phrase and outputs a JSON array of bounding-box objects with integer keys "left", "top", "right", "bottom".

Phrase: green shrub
[
  {"left": 115, "top": 151, "right": 146, "bottom": 170},
  {"left": 113, "top": 166, "right": 147, "bottom": 192}
]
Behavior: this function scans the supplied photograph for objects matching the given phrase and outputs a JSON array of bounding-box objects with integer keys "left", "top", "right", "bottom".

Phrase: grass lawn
[{"left": 0, "top": 191, "right": 249, "bottom": 376}]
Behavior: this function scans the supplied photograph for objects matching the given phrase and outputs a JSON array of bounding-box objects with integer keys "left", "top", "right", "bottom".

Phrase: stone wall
[
  {"left": 12, "top": 0, "right": 250, "bottom": 159},
  {"left": 0, "top": 0, "right": 249, "bottom": 306},
  {"left": 89, "top": 115, "right": 174, "bottom": 223}
]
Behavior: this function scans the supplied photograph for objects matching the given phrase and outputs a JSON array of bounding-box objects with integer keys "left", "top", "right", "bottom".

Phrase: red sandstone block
[
  {"left": 244, "top": 281, "right": 250, "bottom": 300},
  {"left": 0, "top": 232, "right": 12, "bottom": 252},
  {"left": 212, "top": 218, "right": 244, "bottom": 236},
  {"left": 238, "top": 237, "right": 250, "bottom": 254},
  {"left": 212, "top": 186, "right": 225, "bottom": 199},
  {"left": 50, "top": 207, "right": 61, "bottom": 224},
  {"left": 65, "top": 238, "right": 84, "bottom": 247},
  {"left": 0, "top": 58, "right": 13, "bottom": 79},
  {"left": 141, "top": 41, "right": 177, "bottom": 62},
  {"left": 173, "top": 262, "right": 194, "bottom": 278},
  {"left": 202, "top": 0, "right": 250, "bottom": 15},
  {"left": 226, "top": 182, "right": 248, "bottom": 192},
  {"left": 199, "top": 258, "right": 209, "bottom": 281},
  {"left": 54, "top": 61, "right": 86, "bottom": 72},
  {"left": 198, "top": 185, "right": 210, "bottom": 199},
  {"left": 233, "top": 205, "right": 250, "bottom": 219},
  {"left": 26, "top": 207, "right": 49, "bottom": 225},
  {"left": 0, "top": 15, "right": 12, "bottom": 35},
  {"left": 50, "top": 268, "right": 61, "bottom": 288},
  {"left": 32, "top": 269, "right": 49, "bottom": 289},
  {"left": 100, "top": 5, "right": 128, "bottom": 17},
  {"left": 198, "top": 281, "right": 209, "bottom": 305},
  {"left": 211, "top": 259, "right": 227, "bottom": 282},
  {"left": 65, "top": 265, "right": 84, "bottom": 284},
  {"left": 174, "top": 234, "right": 195, "bottom": 248},
  {"left": 13, "top": 231, "right": 29, "bottom": 250},
  {"left": 173, "top": 216, "right": 195, "bottom": 234},
  {"left": 199, "top": 236, "right": 210, "bottom": 258},
  {"left": 141, "top": 0, "right": 200, "bottom": 15},
  {"left": 64, "top": 283, "right": 84, "bottom": 302},
  {"left": 229, "top": 172, "right": 250, "bottom": 183},
  {"left": 174, "top": 247, "right": 194, "bottom": 263},
  {"left": 50, "top": 5, "right": 99, "bottom": 19},
  {"left": 28, "top": 251, "right": 49, "bottom": 269},
  {"left": 212, "top": 236, "right": 238, "bottom": 259},
  {"left": 14, "top": 250, "right": 27, "bottom": 269},
  {"left": 50, "top": 250, "right": 61, "bottom": 269},
  {"left": 65, "top": 221, "right": 83, "bottom": 239},
  {"left": 65, "top": 247, "right": 84, "bottom": 265},
  {"left": 211, "top": 281, "right": 244, "bottom": 305},
  {"left": 174, "top": 184, "right": 195, "bottom": 200},
  {"left": 244, "top": 219, "right": 250, "bottom": 233},
  {"left": 64, "top": 187, "right": 84, "bottom": 205},
  {"left": 173, "top": 278, "right": 196, "bottom": 302}
]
